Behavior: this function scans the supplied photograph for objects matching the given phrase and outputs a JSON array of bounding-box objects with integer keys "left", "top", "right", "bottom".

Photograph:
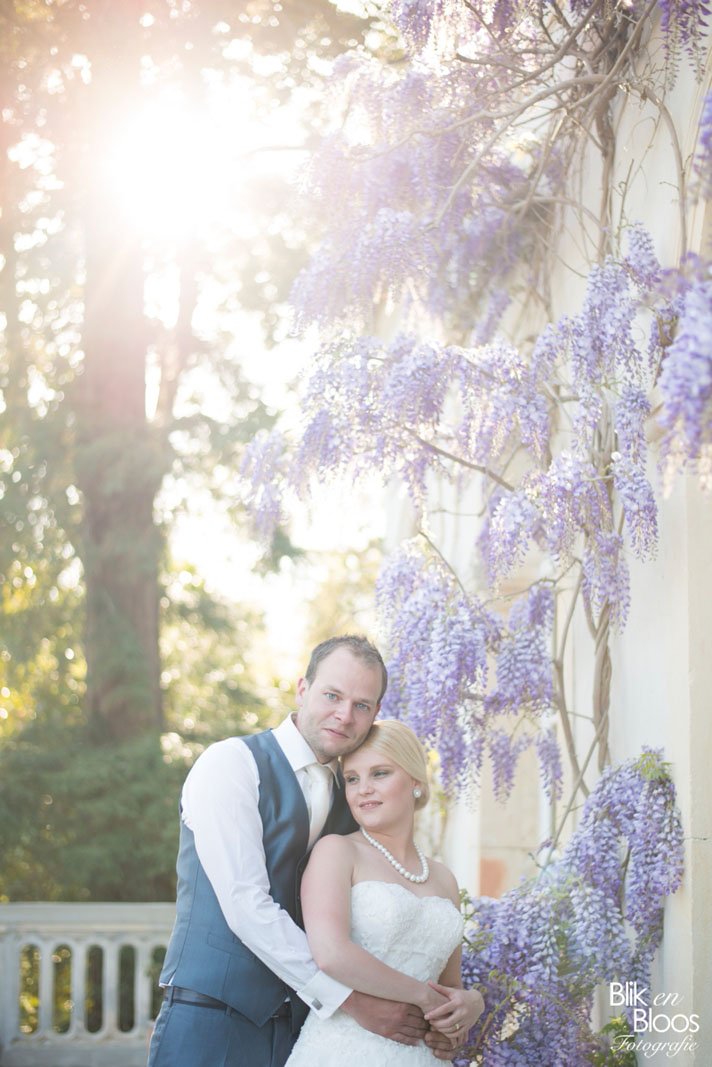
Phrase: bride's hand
[
  {"left": 423, "top": 981, "right": 484, "bottom": 1037},
  {"left": 417, "top": 982, "right": 450, "bottom": 1017}
]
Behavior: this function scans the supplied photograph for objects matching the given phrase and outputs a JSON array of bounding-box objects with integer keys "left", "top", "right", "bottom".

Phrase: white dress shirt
[{"left": 181, "top": 714, "right": 351, "bottom": 1018}]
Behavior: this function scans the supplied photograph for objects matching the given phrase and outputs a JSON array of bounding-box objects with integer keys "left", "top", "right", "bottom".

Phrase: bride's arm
[
  {"left": 422, "top": 871, "right": 484, "bottom": 1035},
  {"left": 301, "top": 835, "right": 446, "bottom": 1015}
]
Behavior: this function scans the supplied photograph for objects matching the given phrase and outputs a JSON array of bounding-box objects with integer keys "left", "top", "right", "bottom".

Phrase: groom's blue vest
[{"left": 159, "top": 730, "right": 356, "bottom": 1029}]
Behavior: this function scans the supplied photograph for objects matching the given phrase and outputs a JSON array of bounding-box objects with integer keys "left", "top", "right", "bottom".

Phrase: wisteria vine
[
  {"left": 240, "top": 0, "right": 712, "bottom": 795},
  {"left": 239, "top": 4, "right": 708, "bottom": 1061}
]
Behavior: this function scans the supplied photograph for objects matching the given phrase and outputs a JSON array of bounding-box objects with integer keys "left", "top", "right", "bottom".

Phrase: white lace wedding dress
[{"left": 286, "top": 880, "right": 465, "bottom": 1066}]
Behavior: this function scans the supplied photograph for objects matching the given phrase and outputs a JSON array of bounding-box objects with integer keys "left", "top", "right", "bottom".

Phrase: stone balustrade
[{"left": 0, "top": 902, "right": 174, "bottom": 1067}]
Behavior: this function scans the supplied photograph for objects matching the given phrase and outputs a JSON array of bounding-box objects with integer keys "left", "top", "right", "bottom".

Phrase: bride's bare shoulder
[
  {"left": 428, "top": 858, "right": 461, "bottom": 906},
  {"left": 310, "top": 832, "right": 361, "bottom": 859}
]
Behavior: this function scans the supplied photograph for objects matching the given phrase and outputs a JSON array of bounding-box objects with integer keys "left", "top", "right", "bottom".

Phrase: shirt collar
[{"left": 272, "top": 714, "right": 339, "bottom": 781}]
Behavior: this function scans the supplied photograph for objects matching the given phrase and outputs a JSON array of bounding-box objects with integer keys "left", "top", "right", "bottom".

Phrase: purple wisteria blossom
[
  {"left": 626, "top": 763, "right": 685, "bottom": 937},
  {"left": 471, "top": 289, "right": 511, "bottom": 345},
  {"left": 612, "top": 388, "right": 658, "bottom": 562},
  {"left": 611, "top": 456, "right": 659, "bottom": 560},
  {"left": 528, "top": 452, "right": 614, "bottom": 563},
  {"left": 487, "top": 584, "right": 555, "bottom": 717},
  {"left": 238, "top": 429, "right": 287, "bottom": 542},
  {"left": 487, "top": 0, "right": 525, "bottom": 38},
  {"left": 614, "top": 386, "right": 651, "bottom": 464},
  {"left": 573, "top": 259, "right": 640, "bottom": 383},
  {"left": 658, "top": 275, "right": 712, "bottom": 491},
  {"left": 570, "top": 0, "right": 708, "bottom": 53},
  {"left": 295, "top": 333, "right": 552, "bottom": 514},
  {"left": 290, "top": 44, "right": 568, "bottom": 334},
  {"left": 565, "top": 751, "right": 684, "bottom": 963},
  {"left": 376, "top": 542, "right": 500, "bottom": 790},
  {"left": 487, "top": 729, "right": 532, "bottom": 801},
  {"left": 389, "top": 0, "right": 451, "bottom": 52},
  {"left": 392, "top": 0, "right": 712, "bottom": 59},
  {"left": 462, "top": 870, "right": 598, "bottom": 1065},
  {"left": 535, "top": 726, "right": 564, "bottom": 802},
  {"left": 382, "top": 337, "right": 454, "bottom": 429},
  {"left": 455, "top": 340, "right": 551, "bottom": 467},
  {"left": 296, "top": 334, "right": 457, "bottom": 507},
  {"left": 480, "top": 487, "right": 541, "bottom": 586},
  {"left": 292, "top": 209, "right": 436, "bottom": 328},
  {"left": 377, "top": 546, "right": 559, "bottom": 795},
  {"left": 581, "top": 530, "right": 631, "bottom": 630},
  {"left": 529, "top": 319, "right": 562, "bottom": 382},
  {"left": 458, "top": 752, "right": 684, "bottom": 1064},
  {"left": 693, "top": 90, "right": 712, "bottom": 198},
  {"left": 657, "top": 0, "right": 711, "bottom": 54},
  {"left": 624, "top": 224, "right": 662, "bottom": 292}
]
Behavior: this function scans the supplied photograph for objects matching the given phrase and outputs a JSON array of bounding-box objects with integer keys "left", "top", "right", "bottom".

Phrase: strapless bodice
[{"left": 285, "top": 880, "right": 465, "bottom": 1066}]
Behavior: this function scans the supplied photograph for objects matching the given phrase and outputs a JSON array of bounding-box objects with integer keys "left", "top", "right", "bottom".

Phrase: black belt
[
  {"left": 165, "top": 986, "right": 291, "bottom": 1019},
  {"left": 165, "top": 986, "right": 227, "bottom": 1010}
]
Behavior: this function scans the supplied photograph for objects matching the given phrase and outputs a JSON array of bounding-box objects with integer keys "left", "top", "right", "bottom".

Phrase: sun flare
[{"left": 102, "top": 91, "right": 241, "bottom": 238}]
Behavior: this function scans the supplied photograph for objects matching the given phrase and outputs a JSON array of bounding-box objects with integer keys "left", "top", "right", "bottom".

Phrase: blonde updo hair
[{"left": 344, "top": 719, "right": 430, "bottom": 810}]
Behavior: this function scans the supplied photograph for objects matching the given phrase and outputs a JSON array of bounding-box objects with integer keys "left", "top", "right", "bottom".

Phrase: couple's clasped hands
[
  {"left": 346, "top": 982, "right": 484, "bottom": 1061},
  {"left": 421, "top": 980, "right": 484, "bottom": 1056}
]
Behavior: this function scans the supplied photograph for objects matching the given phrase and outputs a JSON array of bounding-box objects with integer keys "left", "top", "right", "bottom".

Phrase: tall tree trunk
[
  {"left": 0, "top": 78, "right": 25, "bottom": 417},
  {"left": 73, "top": 7, "right": 165, "bottom": 740}
]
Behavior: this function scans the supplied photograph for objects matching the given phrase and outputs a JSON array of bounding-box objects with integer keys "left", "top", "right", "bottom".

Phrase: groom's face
[{"left": 295, "top": 647, "right": 381, "bottom": 762}]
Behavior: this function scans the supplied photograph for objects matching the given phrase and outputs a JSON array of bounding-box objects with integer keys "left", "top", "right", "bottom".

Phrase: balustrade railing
[{"left": 0, "top": 902, "right": 174, "bottom": 1067}]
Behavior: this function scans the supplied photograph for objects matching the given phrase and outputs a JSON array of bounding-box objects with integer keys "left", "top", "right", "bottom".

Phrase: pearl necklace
[{"left": 360, "top": 828, "right": 430, "bottom": 884}]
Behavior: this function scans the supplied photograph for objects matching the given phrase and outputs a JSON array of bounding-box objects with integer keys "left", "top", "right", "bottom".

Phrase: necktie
[{"left": 305, "top": 762, "right": 333, "bottom": 848}]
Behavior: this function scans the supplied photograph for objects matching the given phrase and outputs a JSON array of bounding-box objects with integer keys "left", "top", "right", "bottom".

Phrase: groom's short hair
[{"left": 305, "top": 634, "right": 388, "bottom": 702}]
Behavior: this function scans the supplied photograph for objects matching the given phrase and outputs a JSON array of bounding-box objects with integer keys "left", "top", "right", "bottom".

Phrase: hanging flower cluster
[
  {"left": 693, "top": 90, "right": 712, "bottom": 197},
  {"left": 457, "top": 751, "right": 684, "bottom": 1065},
  {"left": 238, "top": 429, "right": 288, "bottom": 541},
  {"left": 658, "top": 272, "right": 712, "bottom": 492},
  {"left": 376, "top": 544, "right": 559, "bottom": 795},
  {"left": 375, "top": 543, "right": 496, "bottom": 791}
]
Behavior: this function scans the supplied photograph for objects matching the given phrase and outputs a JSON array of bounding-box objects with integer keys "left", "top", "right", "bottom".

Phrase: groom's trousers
[{"left": 147, "top": 986, "right": 297, "bottom": 1067}]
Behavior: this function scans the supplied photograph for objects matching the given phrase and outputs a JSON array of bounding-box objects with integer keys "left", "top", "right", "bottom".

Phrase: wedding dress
[{"left": 286, "top": 880, "right": 465, "bottom": 1066}]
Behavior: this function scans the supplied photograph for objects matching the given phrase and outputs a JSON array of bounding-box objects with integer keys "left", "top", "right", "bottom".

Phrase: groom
[{"left": 147, "top": 633, "right": 462, "bottom": 1067}]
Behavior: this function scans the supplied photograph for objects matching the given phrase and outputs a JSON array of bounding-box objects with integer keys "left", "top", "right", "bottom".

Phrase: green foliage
[
  {"left": 0, "top": 560, "right": 271, "bottom": 900},
  {"left": 160, "top": 561, "right": 272, "bottom": 743},
  {"left": 301, "top": 542, "right": 383, "bottom": 654},
  {"left": 0, "top": 722, "right": 187, "bottom": 901},
  {"left": 592, "top": 1016, "right": 639, "bottom": 1066},
  {"left": 19, "top": 946, "right": 40, "bottom": 1034},
  {"left": 0, "top": 560, "right": 85, "bottom": 740},
  {"left": 635, "top": 750, "right": 672, "bottom": 783}
]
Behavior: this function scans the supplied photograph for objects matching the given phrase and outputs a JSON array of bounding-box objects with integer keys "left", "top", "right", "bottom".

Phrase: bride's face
[{"left": 342, "top": 748, "right": 418, "bottom": 827}]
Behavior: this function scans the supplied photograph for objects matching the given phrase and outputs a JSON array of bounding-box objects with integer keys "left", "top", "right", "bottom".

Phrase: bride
[{"left": 286, "top": 720, "right": 484, "bottom": 1065}]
